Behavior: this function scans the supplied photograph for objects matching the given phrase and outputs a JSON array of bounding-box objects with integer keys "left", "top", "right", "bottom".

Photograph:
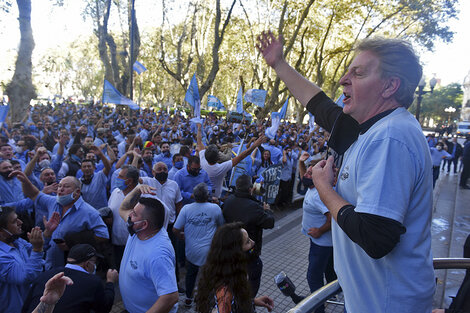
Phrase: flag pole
[{"left": 129, "top": 0, "right": 136, "bottom": 100}]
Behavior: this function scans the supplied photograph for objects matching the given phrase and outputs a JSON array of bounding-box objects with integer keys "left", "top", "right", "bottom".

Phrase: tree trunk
[{"left": 6, "top": 0, "right": 36, "bottom": 123}]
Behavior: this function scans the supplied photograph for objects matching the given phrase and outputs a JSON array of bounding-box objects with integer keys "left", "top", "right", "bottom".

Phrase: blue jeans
[{"left": 307, "top": 240, "right": 335, "bottom": 313}]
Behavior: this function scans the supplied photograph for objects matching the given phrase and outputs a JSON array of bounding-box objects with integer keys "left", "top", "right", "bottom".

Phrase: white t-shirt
[
  {"left": 141, "top": 177, "right": 183, "bottom": 224},
  {"left": 108, "top": 188, "right": 130, "bottom": 246},
  {"left": 199, "top": 149, "right": 232, "bottom": 197}
]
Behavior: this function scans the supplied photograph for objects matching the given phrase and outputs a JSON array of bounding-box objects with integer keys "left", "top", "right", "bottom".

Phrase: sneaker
[{"left": 184, "top": 297, "right": 193, "bottom": 308}]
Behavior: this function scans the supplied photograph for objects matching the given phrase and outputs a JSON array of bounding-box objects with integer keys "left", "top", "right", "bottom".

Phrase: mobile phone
[{"left": 53, "top": 239, "right": 65, "bottom": 244}]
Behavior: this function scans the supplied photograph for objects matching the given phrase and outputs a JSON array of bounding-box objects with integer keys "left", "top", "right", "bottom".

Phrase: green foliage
[
  {"left": 409, "top": 83, "right": 463, "bottom": 123},
  {"left": 28, "top": 0, "right": 458, "bottom": 119}
]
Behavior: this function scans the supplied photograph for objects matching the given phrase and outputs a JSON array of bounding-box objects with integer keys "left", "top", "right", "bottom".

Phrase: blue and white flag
[
  {"left": 335, "top": 94, "right": 345, "bottom": 108},
  {"left": 185, "top": 73, "right": 201, "bottom": 118},
  {"left": 244, "top": 89, "right": 267, "bottom": 107},
  {"left": 236, "top": 88, "right": 243, "bottom": 113},
  {"left": 308, "top": 113, "right": 315, "bottom": 134},
  {"left": 102, "top": 80, "right": 139, "bottom": 110},
  {"left": 207, "top": 95, "right": 225, "bottom": 111},
  {"left": 265, "top": 112, "right": 281, "bottom": 139},
  {"left": 133, "top": 61, "right": 147, "bottom": 75},
  {"left": 0, "top": 105, "right": 9, "bottom": 128},
  {"left": 279, "top": 97, "right": 289, "bottom": 119}
]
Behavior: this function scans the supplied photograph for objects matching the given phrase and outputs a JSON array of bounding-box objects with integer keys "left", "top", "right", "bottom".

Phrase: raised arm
[
  {"left": 90, "top": 145, "right": 111, "bottom": 176},
  {"left": 119, "top": 184, "right": 156, "bottom": 221},
  {"left": 196, "top": 123, "right": 205, "bottom": 152},
  {"left": 24, "top": 147, "right": 43, "bottom": 177},
  {"left": 232, "top": 135, "right": 266, "bottom": 167},
  {"left": 298, "top": 152, "right": 310, "bottom": 178},
  {"left": 257, "top": 31, "right": 322, "bottom": 107},
  {"left": 11, "top": 170, "right": 40, "bottom": 201}
]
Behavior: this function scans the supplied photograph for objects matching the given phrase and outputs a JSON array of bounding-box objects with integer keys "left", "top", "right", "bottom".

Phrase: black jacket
[
  {"left": 22, "top": 267, "right": 115, "bottom": 313},
  {"left": 222, "top": 191, "right": 275, "bottom": 259}
]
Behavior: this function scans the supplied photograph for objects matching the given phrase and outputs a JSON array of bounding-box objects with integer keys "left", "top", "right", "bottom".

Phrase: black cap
[{"left": 67, "top": 244, "right": 103, "bottom": 264}]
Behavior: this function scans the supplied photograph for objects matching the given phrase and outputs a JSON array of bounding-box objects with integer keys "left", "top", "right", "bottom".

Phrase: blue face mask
[
  {"left": 116, "top": 178, "right": 128, "bottom": 190},
  {"left": 56, "top": 192, "right": 76, "bottom": 206},
  {"left": 71, "top": 154, "right": 81, "bottom": 162},
  {"left": 174, "top": 161, "right": 184, "bottom": 169}
]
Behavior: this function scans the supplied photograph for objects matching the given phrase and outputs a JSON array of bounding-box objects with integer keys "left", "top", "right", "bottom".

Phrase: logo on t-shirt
[
  {"left": 340, "top": 166, "right": 349, "bottom": 181},
  {"left": 130, "top": 260, "right": 138, "bottom": 269}
]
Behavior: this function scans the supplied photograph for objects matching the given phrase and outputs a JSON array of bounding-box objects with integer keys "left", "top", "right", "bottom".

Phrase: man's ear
[{"left": 382, "top": 76, "right": 401, "bottom": 99}]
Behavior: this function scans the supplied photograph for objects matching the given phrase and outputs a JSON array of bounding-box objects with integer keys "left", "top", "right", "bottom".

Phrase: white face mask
[{"left": 436, "top": 146, "right": 443, "bottom": 151}]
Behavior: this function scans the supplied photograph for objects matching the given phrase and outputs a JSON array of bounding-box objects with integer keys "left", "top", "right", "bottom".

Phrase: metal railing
[{"left": 287, "top": 258, "right": 470, "bottom": 313}]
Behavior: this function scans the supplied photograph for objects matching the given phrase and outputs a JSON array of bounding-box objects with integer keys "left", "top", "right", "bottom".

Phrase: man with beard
[
  {"left": 141, "top": 147, "right": 154, "bottom": 177},
  {"left": 154, "top": 142, "right": 173, "bottom": 170},
  {"left": 174, "top": 156, "right": 213, "bottom": 205}
]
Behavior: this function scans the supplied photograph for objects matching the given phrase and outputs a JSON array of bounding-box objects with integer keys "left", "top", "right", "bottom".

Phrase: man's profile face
[{"left": 339, "top": 50, "right": 390, "bottom": 124}]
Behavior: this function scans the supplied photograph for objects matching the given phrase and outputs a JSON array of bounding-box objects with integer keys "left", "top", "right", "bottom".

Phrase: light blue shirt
[
  {"left": 154, "top": 152, "right": 173, "bottom": 170},
  {"left": 301, "top": 187, "right": 332, "bottom": 247},
  {"left": 119, "top": 229, "right": 177, "bottom": 313},
  {"left": 174, "top": 168, "right": 213, "bottom": 205},
  {"left": 34, "top": 193, "right": 109, "bottom": 269},
  {"left": 333, "top": 108, "right": 435, "bottom": 313},
  {"left": 0, "top": 238, "right": 44, "bottom": 313},
  {"left": 174, "top": 202, "right": 224, "bottom": 266},
  {"left": 429, "top": 147, "right": 451, "bottom": 167},
  {"left": 80, "top": 170, "right": 109, "bottom": 209},
  {"left": 0, "top": 176, "right": 24, "bottom": 204},
  {"left": 280, "top": 154, "right": 295, "bottom": 181}
]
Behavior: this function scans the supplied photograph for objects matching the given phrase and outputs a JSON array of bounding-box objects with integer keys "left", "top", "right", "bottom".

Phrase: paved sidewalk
[
  {"left": 110, "top": 169, "right": 470, "bottom": 313},
  {"left": 432, "top": 170, "right": 470, "bottom": 309}
]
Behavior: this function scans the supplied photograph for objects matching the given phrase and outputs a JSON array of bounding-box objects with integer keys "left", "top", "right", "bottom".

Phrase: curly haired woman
[{"left": 195, "top": 222, "right": 274, "bottom": 313}]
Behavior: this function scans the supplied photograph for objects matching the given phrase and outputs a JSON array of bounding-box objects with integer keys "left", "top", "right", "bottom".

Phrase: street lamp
[
  {"left": 415, "top": 76, "right": 438, "bottom": 122},
  {"left": 444, "top": 106, "right": 456, "bottom": 124}
]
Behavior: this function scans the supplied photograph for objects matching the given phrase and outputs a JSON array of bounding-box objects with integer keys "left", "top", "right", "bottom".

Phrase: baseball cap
[{"left": 67, "top": 244, "right": 103, "bottom": 264}]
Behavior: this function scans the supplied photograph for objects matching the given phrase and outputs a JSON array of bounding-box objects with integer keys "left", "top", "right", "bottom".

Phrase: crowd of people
[
  {"left": 0, "top": 75, "right": 331, "bottom": 312},
  {"left": 2, "top": 29, "right": 470, "bottom": 313}
]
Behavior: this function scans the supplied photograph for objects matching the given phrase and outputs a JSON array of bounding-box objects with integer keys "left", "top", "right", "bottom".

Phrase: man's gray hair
[
  {"left": 356, "top": 37, "right": 422, "bottom": 108},
  {"left": 122, "top": 165, "right": 139, "bottom": 184},
  {"left": 193, "top": 182, "right": 210, "bottom": 203}
]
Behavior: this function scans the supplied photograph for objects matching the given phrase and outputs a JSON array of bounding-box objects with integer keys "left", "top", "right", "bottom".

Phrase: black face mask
[
  {"left": 0, "top": 171, "right": 13, "bottom": 180},
  {"left": 143, "top": 156, "right": 153, "bottom": 163},
  {"left": 154, "top": 171, "right": 168, "bottom": 183},
  {"left": 188, "top": 168, "right": 200, "bottom": 177},
  {"left": 302, "top": 177, "right": 314, "bottom": 189},
  {"left": 81, "top": 176, "right": 93, "bottom": 185},
  {"left": 127, "top": 216, "right": 145, "bottom": 236}
]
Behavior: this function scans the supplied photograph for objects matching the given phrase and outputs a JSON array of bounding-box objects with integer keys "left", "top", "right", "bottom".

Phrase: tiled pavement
[{"left": 110, "top": 169, "right": 470, "bottom": 313}]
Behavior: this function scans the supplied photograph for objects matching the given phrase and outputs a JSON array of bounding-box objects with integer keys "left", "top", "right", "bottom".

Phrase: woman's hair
[
  {"left": 261, "top": 150, "right": 272, "bottom": 167},
  {"left": 195, "top": 222, "right": 252, "bottom": 313}
]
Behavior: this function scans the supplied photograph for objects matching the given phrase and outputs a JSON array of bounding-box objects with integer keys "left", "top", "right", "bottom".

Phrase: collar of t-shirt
[
  {"left": 358, "top": 108, "right": 397, "bottom": 135},
  {"left": 65, "top": 263, "right": 89, "bottom": 274}
]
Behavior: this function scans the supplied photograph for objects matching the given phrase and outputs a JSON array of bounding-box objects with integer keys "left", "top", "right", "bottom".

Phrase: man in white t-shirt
[
  {"left": 196, "top": 124, "right": 266, "bottom": 198},
  {"left": 108, "top": 165, "right": 139, "bottom": 269}
]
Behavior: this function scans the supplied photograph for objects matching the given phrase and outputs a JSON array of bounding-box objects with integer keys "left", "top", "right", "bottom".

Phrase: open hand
[
  {"left": 40, "top": 272, "right": 73, "bottom": 305},
  {"left": 256, "top": 30, "right": 284, "bottom": 69}
]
